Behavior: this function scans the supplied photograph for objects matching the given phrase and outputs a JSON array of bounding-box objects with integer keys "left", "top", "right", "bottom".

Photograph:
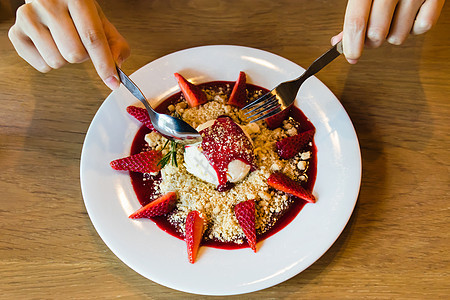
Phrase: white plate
[{"left": 80, "top": 45, "right": 361, "bottom": 295}]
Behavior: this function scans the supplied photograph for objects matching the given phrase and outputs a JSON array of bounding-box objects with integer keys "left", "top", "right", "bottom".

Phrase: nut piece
[
  {"left": 301, "top": 151, "right": 311, "bottom": 160},
  {"left": 297, "top": 160, "right": 307, "bottom": 171}
]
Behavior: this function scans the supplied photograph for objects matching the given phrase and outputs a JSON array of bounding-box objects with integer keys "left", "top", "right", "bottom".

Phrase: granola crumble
[{"left": 144, "top": 84, "right": 312, "bottom": 244}]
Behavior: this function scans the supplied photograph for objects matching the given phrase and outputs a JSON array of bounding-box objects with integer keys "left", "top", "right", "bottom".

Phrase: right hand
[
  {"left": 332, "top": 0, "right": 445, "bottom": 64},
  {"left": 8, "top": 0, "right": 130, "bottom": 90}
]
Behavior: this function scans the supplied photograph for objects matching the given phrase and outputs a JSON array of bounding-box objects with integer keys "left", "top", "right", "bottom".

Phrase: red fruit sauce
[{"left": 129, "top": 81, "right": 317, "bottom": 250}]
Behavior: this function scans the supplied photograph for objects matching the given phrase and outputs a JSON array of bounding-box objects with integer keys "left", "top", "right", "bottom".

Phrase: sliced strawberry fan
[
  {"left": 174, "top": 73, "right": 208, "bottom": 107},
  {"left": 267, "top": 172, "right": 316, "bottom": 203},
  {"left": 234, "top": 199, "right": 257, "bottom": 252},
  {"left": 110, "top": 150, "right": 162, "bottom": 174},
  {"left": 129, "top": 192, "right": 177, "bottom": 219},
  {"left": 185, "top": 211, "right": 205, "bottom": 264}
]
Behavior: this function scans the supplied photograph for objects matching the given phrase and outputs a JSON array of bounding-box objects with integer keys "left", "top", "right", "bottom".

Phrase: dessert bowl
[{"left": 80, "top": 45, "right": 361, "bottom": 295}]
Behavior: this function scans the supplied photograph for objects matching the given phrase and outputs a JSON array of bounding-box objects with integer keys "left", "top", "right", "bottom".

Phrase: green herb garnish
[
  {"left": 157, "top": 112, "right": 183, "bottom": 168},
  {"left": 157, "top": 139, "right": 179, "bottom": 168}
]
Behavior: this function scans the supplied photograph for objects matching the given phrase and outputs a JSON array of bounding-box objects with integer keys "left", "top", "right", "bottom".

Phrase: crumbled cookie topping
[{"left": 146, "top": 86, "right": 311, "bottom": 244}]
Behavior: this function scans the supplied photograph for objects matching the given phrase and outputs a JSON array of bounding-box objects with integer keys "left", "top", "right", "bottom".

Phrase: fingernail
[
  {"left": 387, "top": 35, "right": 401, "bottom": 45},
  {"left": 331, "top": 35, "right": 339, "bottom": 46},
  {"left": 346, "top": 58, "right": 358, "bottom": 64},
  {"left": 105, "top": 75, "right": 120, "bottom": 90}
]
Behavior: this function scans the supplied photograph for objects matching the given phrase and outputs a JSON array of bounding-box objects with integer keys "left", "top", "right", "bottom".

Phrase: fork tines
[{"left": 242, "top": 93, "right": 282, "bottom": 123}]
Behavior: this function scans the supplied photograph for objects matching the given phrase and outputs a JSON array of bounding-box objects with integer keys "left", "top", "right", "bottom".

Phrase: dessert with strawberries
[{"left": 110, "top": 72, "right": 317, "bottom": 263}]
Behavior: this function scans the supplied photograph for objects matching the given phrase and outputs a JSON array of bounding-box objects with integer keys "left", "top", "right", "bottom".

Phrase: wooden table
[{"left": 1, "top": 0, "right": 449, "bottom": 298}]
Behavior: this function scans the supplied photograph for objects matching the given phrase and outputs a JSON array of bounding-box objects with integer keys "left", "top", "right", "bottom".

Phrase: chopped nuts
[
  {"left": 301, "top": 151, "right": 311, "bottom": 160},
  {"left": 286, "top": 127, "right": 297, "bottom": 136},
  {"left": 258, "top": 191, "right": 271, "bottom": 201},
  {"left": 297, "top": 160, "right": 307, "bottom": 171}
]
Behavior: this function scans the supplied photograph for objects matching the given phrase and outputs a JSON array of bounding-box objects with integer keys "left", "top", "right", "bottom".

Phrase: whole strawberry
[
  {"left": 267, "top": 172, "right": 316, "bottom": 203},
  {"left": 234, "top": 199, "right": 257, "bottom": 252},
  {"left": 110, "top": 150, "right": 162, "bottom": 174},
  {"left": 276, "top": 129, "right": 315, "bottom": 159},
  {"left": 129, "top": 192, "right": 177, "bottom": 219}
]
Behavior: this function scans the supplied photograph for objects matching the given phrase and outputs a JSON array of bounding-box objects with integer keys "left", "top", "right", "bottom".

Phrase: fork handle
[{"left": 298, "top": 41, "right": 343, "bottom": 82}]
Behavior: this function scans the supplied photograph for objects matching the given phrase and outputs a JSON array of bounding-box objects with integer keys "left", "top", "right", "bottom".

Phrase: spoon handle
[
  {"left": 115, "top": 66, "right": 202, "bottom": 145},
  {"left": 116, "top": 66, "right": 155, "bottom": 114}
]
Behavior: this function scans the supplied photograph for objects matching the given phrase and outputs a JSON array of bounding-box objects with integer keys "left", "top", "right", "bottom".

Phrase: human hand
[
  {"left": 331, "top": 0, "right": 445, "bottom": 64},
  {"left": 8, "top": 0, "right": 130, "bottom": 90}
]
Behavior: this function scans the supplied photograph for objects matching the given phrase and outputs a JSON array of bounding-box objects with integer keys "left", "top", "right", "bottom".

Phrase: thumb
[{"left": 331, "top": 31, "right": 343, "bottom": 46}]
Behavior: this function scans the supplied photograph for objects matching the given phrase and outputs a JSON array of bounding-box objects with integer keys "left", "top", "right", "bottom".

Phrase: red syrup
[
  {"left": 200, "top": 116, "right": 257, "bottom": 189},
  {"left": 128, "top": 81, "right": 317, "bottom": 250}
]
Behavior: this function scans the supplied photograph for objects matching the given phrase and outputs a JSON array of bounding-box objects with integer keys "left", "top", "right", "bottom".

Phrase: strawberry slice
[
  {"left": 174, "top": 73, "right": 207, "bottom": 107},
  {"left": 234, "top": 200, "right": 257, "bottom": 252},
  {"left": 110, "top": 150, "right": 162, "bottom": 173},
  {"left": 227, "top": 71, "right": 248, "bottom": 108},
  {"left": 276, "top": 129, "right": 315, "bottom": 159},
  {"left": 126, "top": 105, "right": 155, "bottom": 130},
  {"left": 265, "top": 104, "right": 292, "bottom": 129},
  {"left": 267, "top": 172, "right": 316, "bottom": 203},
  {"left": 129, "top": 192, "right": 177, "bottom": 219},
  {"left": 185, "top": 211, "right": 205, "bottom": 264}
]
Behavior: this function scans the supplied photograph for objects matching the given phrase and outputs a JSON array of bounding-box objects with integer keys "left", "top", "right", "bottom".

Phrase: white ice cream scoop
[{"left": 184, "top": 120, "right": 253, "bottom": 186}]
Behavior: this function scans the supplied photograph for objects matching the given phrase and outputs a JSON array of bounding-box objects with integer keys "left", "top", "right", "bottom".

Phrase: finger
[
  {"left": 411, "top": 0, "right": 445, "bottom": 35},
  {"left": 103, "top": 20, "right": 130, "bottom": 67},
  {"left": 331, "top": 31, "right": 343, "bottom": 46},
  {"left": 365, "top": 0, "right": 398, "bottom": 48},
  {"left": 96, "top": 6, "right": 130, "bottom": 67},
  {"left": 387, "top": 0, "right": 424, "bottom": 45},
  {"left": 105, "top": 22, "right": 130, "bottom": 66},
  {"left": 8, "top": 24, "right": 51, "bottom": 72},
  {"left": 68, "top": 0, "right": 119, "bottom": 90},
  {"left": 342, "top": 0, "right": 373, "bottom": 63},
  {"left": 43, "top": 10, "right": 89, "bottom": 64},
  {"left": 331, "top": 31, "right": 355, "bottom": 62},
  {"left": 16, "top": 4, "right": 68, "bottom": 69}
]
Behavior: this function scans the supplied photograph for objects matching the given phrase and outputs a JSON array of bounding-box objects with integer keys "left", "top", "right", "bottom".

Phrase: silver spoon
[{"left": 116, "top": 66, "right": 202, "bottom": 145}]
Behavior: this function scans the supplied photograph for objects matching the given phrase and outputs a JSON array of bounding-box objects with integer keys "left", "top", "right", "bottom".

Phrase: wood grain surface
[{"left": 0, "top": 0, "right": 449, "bottom": 299}]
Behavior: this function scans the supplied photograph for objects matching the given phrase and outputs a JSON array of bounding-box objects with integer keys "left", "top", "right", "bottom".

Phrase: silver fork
[{"left": 243, "top": 41, "right": 343, "bottom": 122}]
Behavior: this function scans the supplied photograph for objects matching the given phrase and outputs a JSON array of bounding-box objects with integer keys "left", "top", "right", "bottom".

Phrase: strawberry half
[
  {"left": 267, "top": 172, "right": 316, "bottom": 203},
  {"left": 276, "top": 129, "right": 315, "bottom": 159},
  {"left": 234, "top": 200, "right": 257, "bottom": 252},
  {"left": 265, "top": 104, "right": 292, "bottom": 129},
  {"left": 185, "top": 211, "right": 205, "bottom": 264},
  {"left": 129, "top": 192, "right": 177, "bottom": 219},
  {"left": 110, "top": 150, "right": 162, "bottom": 173},
  {"left": 126, "top": 105, "right": 155, "bottom": 131},
  {"left": 174, "top": 73, "right": 207, "bottom": 107},
  {"left": 227, "top": 71, "right": 248, "bottom": 108}
]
